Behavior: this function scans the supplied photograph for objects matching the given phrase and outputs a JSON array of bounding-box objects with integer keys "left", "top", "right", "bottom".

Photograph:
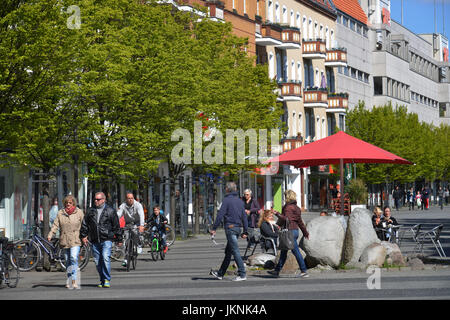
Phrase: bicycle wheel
[
  {"left": 160, "top": 243, "right": 165, "bottom": 260},
  {"left": 165, "top": 225, "right": 175, "bottom": 247},
  {"left": 131, "top": 243, "right": 138, "bottom": 270},
  {"left": 125, "top": 238, "right": 133, "bottom": 272},
  {"left": 10, "top": 240, "right": 41, "bottom": 272},
  {"left": 58, "top": 243, "right": 90, "bottom": 271},
  {"left": 4, "top": 255, "right": 20, "bottom": 288},
  {"left": 151, "top": 238, "right": 159, "bottom": 261},
  {"left": 111, "top": 242, "right": 125, "bottom": 262}
]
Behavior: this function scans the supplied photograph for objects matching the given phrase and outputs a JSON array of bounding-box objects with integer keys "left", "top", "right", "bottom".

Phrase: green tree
[{"left": 346, "top": 102, "right": 450, "bottom": 184}]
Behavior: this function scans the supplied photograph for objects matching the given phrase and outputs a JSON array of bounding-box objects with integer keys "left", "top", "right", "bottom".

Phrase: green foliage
[
  {"left": 345, "top": 178, "right": 368, "bottom": 204},
  {"left": 0, "top": 0, "right": 282, "bottom": 183},
  {"left": 346, "top": 102, "right": 450, "bottom": 183}
]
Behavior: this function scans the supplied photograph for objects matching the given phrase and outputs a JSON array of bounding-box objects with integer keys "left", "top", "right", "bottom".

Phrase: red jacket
[{"left": 276, "top": 201, "right": 309, "bottom": 238}]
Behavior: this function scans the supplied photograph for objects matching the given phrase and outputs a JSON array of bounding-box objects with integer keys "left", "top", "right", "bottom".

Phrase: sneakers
[
  {"left": 137, "top": 246, "right": 143, "bottom": 254},
  {"left": 98, "top": 280, "right": 110, "bottom": 288},
  {"left": 267, "top": 270, "right": 279, "bottom": 277},
  {"left": 122, "top": 259, "right": 127, "bottom": 267},
  {"left": 297, "top": 272, "right": 310, "bottom": 278},
  {"left": 209, "top": 270, "right": 223, "bottom": 280},
  {"left": 163, "top": 246, "right": 168, "bottom": 254},
  {"left": 232, "top": 275, "right": 247, "bottom": 281}
]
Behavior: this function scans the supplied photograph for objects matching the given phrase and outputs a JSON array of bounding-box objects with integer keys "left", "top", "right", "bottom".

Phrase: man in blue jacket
[{"left": 210, "top": 181, "right": 248, "bottom": 281}]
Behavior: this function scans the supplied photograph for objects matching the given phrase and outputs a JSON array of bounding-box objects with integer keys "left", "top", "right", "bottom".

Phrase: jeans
[
  {"left": 275, "top": 229, "right": 307, "bottom": 273},
  {"left": 64, "top": 246, "right": 80, "bottom": 281},
  {"left": 91, "top": 241, "right": 113, "bottom": 283},
  {"left": 218, "top": 227, "right": 246, "bottom": 277},
  {"left": 151, "top": 226, "right": 166, "bottom": 247}
]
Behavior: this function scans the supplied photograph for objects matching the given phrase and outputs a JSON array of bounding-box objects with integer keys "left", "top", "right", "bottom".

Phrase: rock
[
  {"left": 407, "top": 257, "right": 425, "bottom": 270},
  {"left": 248, "top": 253, "right": 276, "bottom": 267},
  {"left": 275, "top": 248, "right": 307, "bottom": 274},
  {"left": 303, "top": 216, "right": 346, "bottom": 268},
  {"left": 380, "top": 241, "right": 405, "bottom": 266},
  {"left": 342, "top": 208, "right": 380, "bottom": 265},
  {"left": 360, "top": 243, "right": 387, "bottom": 267}
]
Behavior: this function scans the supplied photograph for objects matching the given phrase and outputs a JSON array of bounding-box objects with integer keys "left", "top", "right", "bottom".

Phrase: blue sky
[{"left": 390, "top": 0, "right": 450, "bottom": 38}]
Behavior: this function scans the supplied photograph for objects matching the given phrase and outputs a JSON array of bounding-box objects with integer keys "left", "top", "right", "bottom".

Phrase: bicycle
[
  {"left": 0, "top": 237, "right": 19, "bottom": 288},
  {"left": 11, "top": 227, "right": 90, "bottom": 272},
  {"left": 144, "top": 223, "right": 175, "bottom": 247},
  {"left": 122, "top": 226, "right": 139, "bottom": 272},
  {"left": 148, "top": 228, "right": 166, "bottom": 261}
]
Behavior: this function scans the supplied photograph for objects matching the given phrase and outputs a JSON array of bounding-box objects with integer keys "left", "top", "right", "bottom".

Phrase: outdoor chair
[
  {"left": 414, "top": 224, "right": 446, "bottom": 258},
  {"left": 397, "top": 223, "right": 422, "bottom": 248},
  {"left": 259, "top": 235, "right": 277, "bottom": 257},
  {"left": 243, "top": 233, "right": 260, "bottom": 258}
]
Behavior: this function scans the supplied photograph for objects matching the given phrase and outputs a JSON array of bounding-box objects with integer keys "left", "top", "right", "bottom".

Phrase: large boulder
[
  {"left": 380, "top": 241, "right": 405, "bottom": 266},
  {"left": 275, "top": 248, "right": 307, "bottom": 274},
  {"left": 360, "top": 243, "right": 387, "bottom": 267},
  {"left": 342, "top": 208, "right": 380, "bottom": 265},
  {"left": 303, "top": 216, "right": 346, "bottom": 268}
]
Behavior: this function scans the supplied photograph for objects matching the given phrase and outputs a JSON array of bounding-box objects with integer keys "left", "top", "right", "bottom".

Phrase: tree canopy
[
  {"left": 346, "top": 102, "right": 449, "bottom": 184},
  {"left": 0, "top": 0, "right": 283, "bottom": 184}
]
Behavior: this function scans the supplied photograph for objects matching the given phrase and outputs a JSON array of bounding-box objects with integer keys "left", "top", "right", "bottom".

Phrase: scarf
[{"left": 65, "top": 206, "right": 76, "bottom": 215}]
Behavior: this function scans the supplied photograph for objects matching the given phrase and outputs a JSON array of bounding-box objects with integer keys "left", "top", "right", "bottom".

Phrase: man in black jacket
[
  {"left": 210, "top": 182, "right": 248, "bottom": 281},
  {"left": 81, "top": 192, "right": 122, "bottom": 288}
]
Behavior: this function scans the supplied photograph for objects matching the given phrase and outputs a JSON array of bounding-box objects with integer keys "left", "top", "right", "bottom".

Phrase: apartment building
[{"left": 335, "top": 0, "right": 450, "bottom": 126}]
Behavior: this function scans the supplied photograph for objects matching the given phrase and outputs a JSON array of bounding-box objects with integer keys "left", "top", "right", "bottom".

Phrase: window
[
  {"left": 275, "top": 2, "right": 280, "bottom": 23},
  {"left": 343, "top": 16, "right": 349, "bottom": 27},
  {"left": 282, "top": 5, "right": 287, "bottom": 24},
  {"left": 351, "top": 68, "right": 357, "bottom": 79},
  {"left": 374, "top": 77, "right": 383, "bottom": 95},
  {"left": 268, "top": 1, "right": 273, "bottom": 22},
  {"left": 350, "top": 20, "right": 355, "bottom": 31}
]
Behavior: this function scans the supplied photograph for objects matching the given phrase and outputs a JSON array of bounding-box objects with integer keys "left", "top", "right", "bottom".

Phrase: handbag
[{"left": 277, "top": 217, "right": 294, "bottom": 251}]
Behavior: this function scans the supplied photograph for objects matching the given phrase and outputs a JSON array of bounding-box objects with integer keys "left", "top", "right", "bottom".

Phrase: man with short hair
[
  {"left": 81, "top": 192, "right": 122, "bottom": 288},
  {"left": 210, "top": 182, "right": 248, "bottom": 281},
  {"left": 117, "top": 192, "right": 145, "bottom": 266}
]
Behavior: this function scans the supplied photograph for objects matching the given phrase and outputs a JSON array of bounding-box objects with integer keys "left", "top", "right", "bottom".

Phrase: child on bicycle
[{"left": 147, "top": 206, "right": 168, "bottom": 253}]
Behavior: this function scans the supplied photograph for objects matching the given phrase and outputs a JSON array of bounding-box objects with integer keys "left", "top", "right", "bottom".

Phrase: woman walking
[
  {"left": 47, "top": 195, "right": 84, "bottom": 289},
  {"left": 268, "top": 190, "right": 309, "bottom": 278}
]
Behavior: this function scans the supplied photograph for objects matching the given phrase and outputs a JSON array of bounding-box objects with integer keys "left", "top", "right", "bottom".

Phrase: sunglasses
[{"left": 94, "top": 198, "right": 104, "bottom": 201}]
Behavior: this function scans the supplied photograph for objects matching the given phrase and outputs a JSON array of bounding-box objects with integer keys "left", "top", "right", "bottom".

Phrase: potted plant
[{"left": 346, "top": 178, "right": 368, "bottom": 212}]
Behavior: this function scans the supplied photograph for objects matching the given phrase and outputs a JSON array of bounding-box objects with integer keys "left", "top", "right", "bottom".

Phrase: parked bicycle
[
  {"left": 0, "top": 237, "right": 19, "bottom": 288},
  {"left": 10, "top": 226, "right": 90, "bottom": 272}
]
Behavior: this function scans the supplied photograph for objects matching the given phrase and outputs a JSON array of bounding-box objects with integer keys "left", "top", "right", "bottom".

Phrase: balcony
[
  {"left": 325, "top": 48, "right": 348, "bottom": 67},
  {"left": 278, "top": 27, "right": 301, "bottom": 50},
  {"left": 278, "top": 81, "right": 302, "bottom": 101},
  {"left": 302, "top": 39, "right": 326, "bottom": 59},
  {"left": 281, "top": 135, "right": 303, "bottom": 153},
  {"left": 327, "top": 93, "right": 349, "bottom": 112},
  {"left": 255, "top": 23, "right": 282, "bottom": 46},
  {"left": 303, "top": 88, "right": 328, "bottom": 108}
]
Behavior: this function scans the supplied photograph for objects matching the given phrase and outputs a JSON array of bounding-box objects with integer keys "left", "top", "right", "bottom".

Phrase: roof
[{"left": 333, "top": 0, "right": 368, "bottom": 25}]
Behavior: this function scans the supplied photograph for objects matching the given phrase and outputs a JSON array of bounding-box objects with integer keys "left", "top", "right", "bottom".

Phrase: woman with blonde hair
[
  {"left": 47, "top": 195, "right": 84, "bottom": 289},
  {"left": 257, "top": 210, "right": 279, "bottom": 251},
  {"left": 268, "top": 189, "right": 309, "bottom": 278}
]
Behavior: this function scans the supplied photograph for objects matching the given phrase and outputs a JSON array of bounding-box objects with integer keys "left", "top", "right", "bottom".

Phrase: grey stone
[
  {"left": 342, "top": 208, "right": 380, "bottom": 265},
  {"left": 303, "top": 216, "right": 345, "bottom": 268}
]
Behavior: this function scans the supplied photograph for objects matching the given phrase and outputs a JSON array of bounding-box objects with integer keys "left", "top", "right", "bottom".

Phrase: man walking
[
  {"left": 210, "top": 182, "right": 248, "bottom": 281},
  {"left": 81, "top": 192, "right": 122, "bottom": 288}
]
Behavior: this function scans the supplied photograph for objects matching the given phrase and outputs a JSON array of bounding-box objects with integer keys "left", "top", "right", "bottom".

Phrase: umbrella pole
[{"left": 340, "top": 158, "right": 344, "bottom": 215}]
